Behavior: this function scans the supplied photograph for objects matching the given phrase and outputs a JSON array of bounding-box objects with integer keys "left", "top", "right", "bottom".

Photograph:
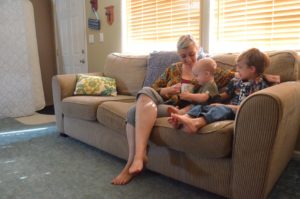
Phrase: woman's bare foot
[
  {"left": 129, "top": 155, "right": 148, "bottom": 174},
  {"left": 111, "top": 165, "right": 136, "bottom": 185},
  {"left": 171, "top": 114, "right": 207, "bottom": 134},
  {"left": 167, "top": 106, "right": 179, "bottom": 115}
]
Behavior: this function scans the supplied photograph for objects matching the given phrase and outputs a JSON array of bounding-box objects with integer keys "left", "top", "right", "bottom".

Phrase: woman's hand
[{"left": 161, "top": 83, "right": 181, "bottom": 97}]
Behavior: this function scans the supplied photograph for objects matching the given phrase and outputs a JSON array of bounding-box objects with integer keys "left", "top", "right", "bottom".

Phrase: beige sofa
[{"left": 52, "top": 51, "right": 300, "bottom": 199}]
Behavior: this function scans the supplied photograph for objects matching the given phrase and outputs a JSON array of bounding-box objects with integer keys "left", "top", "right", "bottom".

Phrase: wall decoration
[
  {"left": 105, "top": 5, "right": 114, "bottom": 25},
  {"left": 88, "top": 0, "right": 100, "bottom": 30}
]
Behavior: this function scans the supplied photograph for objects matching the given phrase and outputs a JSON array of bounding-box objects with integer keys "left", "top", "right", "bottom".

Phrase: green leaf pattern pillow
[{"left": 74, "top": 74, "right": 117, "bottom": 96}]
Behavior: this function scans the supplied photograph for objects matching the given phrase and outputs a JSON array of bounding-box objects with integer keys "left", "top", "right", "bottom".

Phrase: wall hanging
[
  {"left": 88, "top": 0, "right": 100, "bottom": 30},
  {"left": 105, "top": 5, "right": 114, "bottom": 25}
]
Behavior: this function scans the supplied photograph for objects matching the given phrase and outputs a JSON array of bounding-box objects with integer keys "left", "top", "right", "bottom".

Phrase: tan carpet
[{"left": 15, "top": 113, "right": 55, "bottom": 125}]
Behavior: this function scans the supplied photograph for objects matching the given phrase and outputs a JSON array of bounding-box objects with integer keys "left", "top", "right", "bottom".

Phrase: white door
[{"left": 54, "top": 0, "right": 88, "bottom": 74}]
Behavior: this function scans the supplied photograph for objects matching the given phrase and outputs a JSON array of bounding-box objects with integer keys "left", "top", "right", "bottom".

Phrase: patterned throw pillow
[{"left": 74, "top": 74, "right": 117, "bottom": 96}]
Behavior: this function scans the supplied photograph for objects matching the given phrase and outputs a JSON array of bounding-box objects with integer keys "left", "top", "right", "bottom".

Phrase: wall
[
  {"left": 85, "top": 0, "right": 122, "bottom": 72},
  {"left": 29, "top": 0, "right": 57, "bottom": 105}
]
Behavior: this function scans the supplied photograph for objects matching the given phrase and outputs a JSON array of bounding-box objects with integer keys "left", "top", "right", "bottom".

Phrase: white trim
[
  {"left": 200, "top": 0, "right": 210, "bottom": 53},
  {"left": 82, "top": 1, "right": 88, "bottom": 72},
  {"left": 121, "top": 0, "right": 127, "bottom": 53}
]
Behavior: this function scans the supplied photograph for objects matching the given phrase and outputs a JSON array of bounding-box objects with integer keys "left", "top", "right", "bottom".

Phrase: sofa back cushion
[
  {"left": 103, "top": 53, "right": 148, "bottom": 96},
  {"left": 143, "top": 51, "right": 181, "bottom": 87},
  {"left": 212, "top": 50, "right": 300, "bottom": 82}
]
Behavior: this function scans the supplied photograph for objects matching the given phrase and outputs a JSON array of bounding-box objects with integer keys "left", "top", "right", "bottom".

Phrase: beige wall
[
  {"left": 85, "top": 0, "right": 122, "bottom": 72},
  {"left": 30, "top": 0, "right": 57, "bottom": 105}
]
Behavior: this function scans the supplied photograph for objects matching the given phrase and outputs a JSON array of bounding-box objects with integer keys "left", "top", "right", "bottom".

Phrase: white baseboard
[{"left": 293, "top": 150, "right": 300, "bottom": 160}]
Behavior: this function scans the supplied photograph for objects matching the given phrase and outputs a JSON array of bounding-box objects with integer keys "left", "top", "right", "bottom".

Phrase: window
[
  {"left": 124, "top": 0, "right": 201, "bottom": 53},
  {"left": 210, "top": 0, "right": 300, "bottom": 53}
]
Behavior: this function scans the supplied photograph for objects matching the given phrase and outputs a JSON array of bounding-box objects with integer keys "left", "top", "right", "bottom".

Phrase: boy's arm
[
  {"left": 179, "top": 92, "right": 210, "bottom": 103},
  {"left": 225, "top": 104, "right": 239, "bottom": 112}
]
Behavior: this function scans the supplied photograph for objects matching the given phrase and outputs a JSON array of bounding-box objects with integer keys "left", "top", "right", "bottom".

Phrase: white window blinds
[
  {"left": 125, "top": 0, "right": 200, "bottom": 53},
  {"left": 211, "top": 0, "right": 300, "bottom": 53}
]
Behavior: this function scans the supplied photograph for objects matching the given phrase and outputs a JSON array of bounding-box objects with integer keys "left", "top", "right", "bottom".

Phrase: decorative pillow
[{"left": 74, "top": 74, "right": 117, "bottom": 96}]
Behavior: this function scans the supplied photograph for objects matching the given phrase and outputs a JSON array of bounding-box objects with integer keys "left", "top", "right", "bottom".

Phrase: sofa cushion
[
  {"left": 151, "top": 118, "right": 234, "bottom": 158},
  {"left": 97, "top": 101, "right": 135, "bottom": 133},
  {"left": 103, "top": 53, "right": 148, "bottom": 96},
  {"left": 62, "top": 95, "right": 135, "bottom": 121},
  {"left": 98, "top": 101, "right": 234, "bottom": 158}
]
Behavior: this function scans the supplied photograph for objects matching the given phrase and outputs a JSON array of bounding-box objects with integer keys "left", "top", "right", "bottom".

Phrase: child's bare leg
[
  {"left": 129, "top": 94, "right": 156, "bottom": 174},
  {"left": 111, "top": 124, "right": 136, "bottom": 185},
  {"left": 171, "top": 114, "right": 207, "bottom": 134}
]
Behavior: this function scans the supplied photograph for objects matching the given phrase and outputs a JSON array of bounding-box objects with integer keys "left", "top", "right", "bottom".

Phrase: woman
[{"left": 111, "top": 35, "right": 201, "bottom": 185}]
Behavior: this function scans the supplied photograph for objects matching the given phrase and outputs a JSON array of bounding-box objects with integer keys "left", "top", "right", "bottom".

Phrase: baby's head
[
  {"left": 236, "top": 48, "right": 270, "bottom": 80},
  {"left": 192, "top": 58, "right": 217, "bottom": 85}
]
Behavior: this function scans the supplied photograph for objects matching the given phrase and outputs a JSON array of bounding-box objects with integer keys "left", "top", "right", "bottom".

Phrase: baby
[{"left": 168, "top": 58, "right": 219, "bottom": 127}]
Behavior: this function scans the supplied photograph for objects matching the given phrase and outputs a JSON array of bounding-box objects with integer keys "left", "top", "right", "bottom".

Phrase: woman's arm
[{"left": 151, "top": 64, "right": 181, "bottom": 98}]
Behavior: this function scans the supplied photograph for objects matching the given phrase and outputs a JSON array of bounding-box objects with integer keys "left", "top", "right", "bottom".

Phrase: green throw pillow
[{"left": 74, "top": 74, "right": 117, "bottom": 96}]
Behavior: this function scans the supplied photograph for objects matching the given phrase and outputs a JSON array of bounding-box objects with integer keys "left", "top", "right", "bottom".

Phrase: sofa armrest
[
  {"left": 52, "top": 72, "right": 102, "bottom": 132},
  {"left": 231, "top": 81, "right": 300, "bottom": 199}
]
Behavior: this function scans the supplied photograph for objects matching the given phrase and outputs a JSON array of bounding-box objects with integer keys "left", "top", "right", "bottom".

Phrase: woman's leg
[
  {"left": 129, "top": 94, "right": 157, "bottom": 174},
  {"left": 111, "top": 123, "right": 136, "bottom": 185}
]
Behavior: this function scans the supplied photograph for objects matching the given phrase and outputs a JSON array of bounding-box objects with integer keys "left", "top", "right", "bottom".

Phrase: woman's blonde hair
[{"left": 177, "top": 34, "right": 197, "bottom": 51}]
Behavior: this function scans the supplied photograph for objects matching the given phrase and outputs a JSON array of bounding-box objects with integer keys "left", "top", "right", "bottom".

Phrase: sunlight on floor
[
  {"left": 15, "top": 113, "right": 55, "bottom": 125},
  {"left": 0, "top": 127, "right": 49, "bottom": 136}
]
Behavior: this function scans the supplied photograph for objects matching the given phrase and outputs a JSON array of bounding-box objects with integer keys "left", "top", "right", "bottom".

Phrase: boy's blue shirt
[{"left": 225, "top": 76, "right": 269, "bottom": 105}]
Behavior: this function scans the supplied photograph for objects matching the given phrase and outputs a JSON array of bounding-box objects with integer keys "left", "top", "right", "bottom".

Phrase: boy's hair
[
  {"left": 237, "top": 48, "right": 270, "bottom": 75},
  {"left": 193, "top": 58, "right": 217, "bottom": 76},
  {"left": 177, "top": 34, "right": 197, "bottom": 51}
]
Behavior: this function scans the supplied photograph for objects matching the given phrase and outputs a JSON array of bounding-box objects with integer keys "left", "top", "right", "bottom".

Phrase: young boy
[
  {"left": 169, "top": 48, "right": 270, "bottom": 134},
  {"left": 167, "top": 57, "right": 219, "bottom": 118}
]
